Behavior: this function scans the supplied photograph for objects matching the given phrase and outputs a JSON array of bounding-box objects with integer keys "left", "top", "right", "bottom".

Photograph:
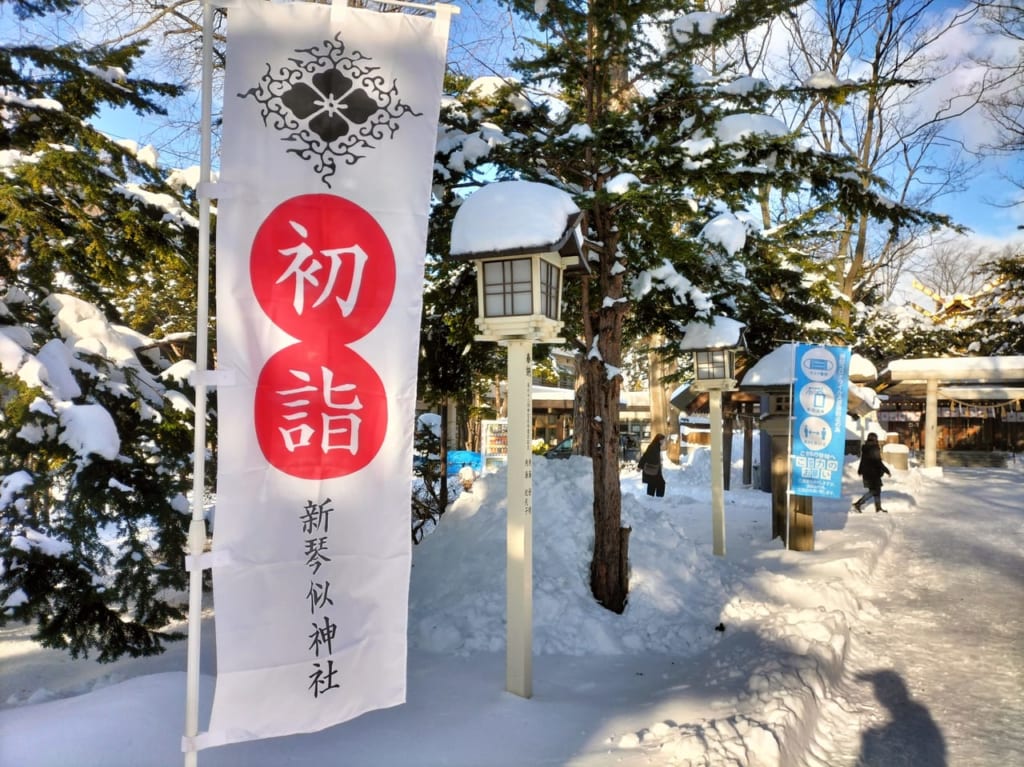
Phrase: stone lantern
[
  {"left": 449, "top": 180, "right": 586, "bottom": 699},
  {"left": 680, "top": 316, "right": 746, "bottom": 556}
]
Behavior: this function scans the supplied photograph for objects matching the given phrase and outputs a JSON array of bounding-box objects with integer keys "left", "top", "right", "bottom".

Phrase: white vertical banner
[{"left": 198, "top": 0, "right": 452, "bottom": 750}]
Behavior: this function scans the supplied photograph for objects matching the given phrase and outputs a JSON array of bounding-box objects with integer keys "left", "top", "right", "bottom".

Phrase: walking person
[
  {"left": 854, "top": 433, "right": 891, "bottom": 513},
  {"left": 639, "top": 433, "right": 666, "bottom": 498}
]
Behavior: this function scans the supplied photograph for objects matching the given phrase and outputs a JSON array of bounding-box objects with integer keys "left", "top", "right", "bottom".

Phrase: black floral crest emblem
[{"left": 240, "top": 33, "right": 421, "bottom": 187}]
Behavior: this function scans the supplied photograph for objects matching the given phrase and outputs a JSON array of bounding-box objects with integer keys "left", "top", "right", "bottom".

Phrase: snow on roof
[
  {"left": 449, "top": 180, "right": 581, "bottom": 257},
  {"left": 531, "top": 385, "right": 633, "bottom": 406},
  {"left": 678, "top": 316, "right": 746, "bottom": 351},
  {"left": 740, "top": 343, "right": 797, "bottom": 387},
  {"left": 741, "top": 344, "right": 879, "bottom": 415},
  {"left": 849, "top": 353, "right": 877, "bottom": 381},
  {"left": 886, "top": 356, "right": 1024, "bottom": 382},
  {"left": 670, "top": 380, "right": 692, "bottom": 401},
  {"left": 939, "top": 385, "right": 1024, "bottom": 400},
  {"left": 848, "top": 383, "right": 882, "bottom": 414},
  {"left": 532, "top": 385, "right": 575, "bottom": 402}
]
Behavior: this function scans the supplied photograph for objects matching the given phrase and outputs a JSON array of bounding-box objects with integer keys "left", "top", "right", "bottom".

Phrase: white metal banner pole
[
  {"left": 183, "top": 1, "right": 215, "bottom": 764},
  {"left": 786, "top": 343, "right": 796, "bottom": 551}
]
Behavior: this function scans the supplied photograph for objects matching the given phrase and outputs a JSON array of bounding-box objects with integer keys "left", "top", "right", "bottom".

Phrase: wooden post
[
  {"left": 722, "top": 400, "right": 734, "bottom": 492},
  {"left": 742, "top": 402, "right": 753, "bottom": 487},
  {"left": 770, "top": 438, "right": 788, "bottom": 540},
  {"left": 789, "top": 495, "right": 815, "bottom": 551},
  {"left": 762, "top": 414, "right": 814, "bottom": 551}
]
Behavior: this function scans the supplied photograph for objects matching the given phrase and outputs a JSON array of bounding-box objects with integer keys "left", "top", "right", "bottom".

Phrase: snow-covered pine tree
[
  {"left": 0, "top": 293, "right": 198, "bottom": 661},
  {"left": 432, "top": 0, "right": 945, "bottom": 612},
  {"left": 0, "top": 0, "right": 203, "bottom": 660},
  {"left": 966, "top": 251, "right": 1024, "bottom": 356},
  {"left": 853, "top": 241, "right": 1023, "bottom": 362},
  {"left": 853, "top": 304, "right": 966, "bottom": 363}
]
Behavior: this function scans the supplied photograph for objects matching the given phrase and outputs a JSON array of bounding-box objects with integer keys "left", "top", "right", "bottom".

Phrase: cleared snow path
[{"left": 806, "top": 466, "right": 1024, "bottom": 767}]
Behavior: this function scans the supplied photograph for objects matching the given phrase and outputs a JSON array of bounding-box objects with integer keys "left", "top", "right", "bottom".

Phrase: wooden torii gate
[{"left": 883, "top": 357, "right": 1024, "bottom": 468}]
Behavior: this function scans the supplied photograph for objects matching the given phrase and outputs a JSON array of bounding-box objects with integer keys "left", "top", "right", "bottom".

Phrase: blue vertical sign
[{"left": 790, "top": 343, "right": 851, "bottom": 498}]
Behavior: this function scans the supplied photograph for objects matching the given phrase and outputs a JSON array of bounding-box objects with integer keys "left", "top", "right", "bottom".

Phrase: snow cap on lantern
[{"left": 449, "top": 180, "right": 587, "bottom": 343}]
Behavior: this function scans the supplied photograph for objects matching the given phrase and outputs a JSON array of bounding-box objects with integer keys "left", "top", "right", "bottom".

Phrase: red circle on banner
[
  {"left": 250, "top": 194, "right": 395, "bottom": 343},
  {"left": 254, "top": 342, "right": 388, "bottom": 479}
]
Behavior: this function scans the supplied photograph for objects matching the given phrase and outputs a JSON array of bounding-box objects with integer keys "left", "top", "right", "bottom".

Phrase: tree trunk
[
  {"left": 742, "top": 402, "right": 753, "bottom": 487},
  {"left": 573, "top": 353, "right": 589, "bottom": 455},
  {"left": 647, "top": 335, "right": 672, "bottom": 437},
  {"left": 492, "top": 374, "right": 507, "bottom": 418},
  {"left": 439, "top": 400, "right": 449, "bottom": 507},
  {"left": 586, "top": 301, "right": 628, "bottom": 613},
  {"left": 583, "top": 11, "right": 632, "bottom": 614},
  {"left": 574, "top": 274, "right": 593, "bottom": 457}
]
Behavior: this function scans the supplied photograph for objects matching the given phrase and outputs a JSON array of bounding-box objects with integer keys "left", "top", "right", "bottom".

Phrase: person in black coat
[
  {"left": 855, "top": 433, "right": 891, "bottom": 512},
  {"left": 639, "top": 433, "right": 666, "bottom": 497}
]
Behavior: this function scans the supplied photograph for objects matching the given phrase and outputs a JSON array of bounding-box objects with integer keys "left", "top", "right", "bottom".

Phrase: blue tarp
[{"left": 447, "top": 450, "right": 483, "bottom": 475}]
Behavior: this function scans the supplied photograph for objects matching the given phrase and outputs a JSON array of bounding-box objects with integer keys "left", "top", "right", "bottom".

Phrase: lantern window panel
[
  {"left": 482, "top": 258, "right": 533, "bottom": 317},
  {"left": 539, "top": 259, "right": 561, "bottom": 320},
  {"left": 695, "top": 349, "right": 730, "bottom": 380}
]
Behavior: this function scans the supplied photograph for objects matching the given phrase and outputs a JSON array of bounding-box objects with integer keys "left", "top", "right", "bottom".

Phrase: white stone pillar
[
  {"left": 505, "top": 339, "right": 533, "bottom": 698},
  {"left": 924, "top": 377, "right": 939, "bottom": 468},
  {"left": 709, "top": 389, "right": 726, "bottom": 556}
]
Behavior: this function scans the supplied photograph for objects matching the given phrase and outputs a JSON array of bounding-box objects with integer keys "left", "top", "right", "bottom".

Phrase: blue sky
[
  {"left": 910, "top": 1, "right": 1024, "bottom": 239},
  {"left": 3, "top": 0, "right": 1021, "bottom": 243},
  {"left": 930, "top": 161, "right": 1024, "bottom": 239}
]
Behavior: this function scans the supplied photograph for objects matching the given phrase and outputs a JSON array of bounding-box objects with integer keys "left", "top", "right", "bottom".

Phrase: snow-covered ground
[{"left": 1, "top": 443, "right": 1021, "bottom": 766}]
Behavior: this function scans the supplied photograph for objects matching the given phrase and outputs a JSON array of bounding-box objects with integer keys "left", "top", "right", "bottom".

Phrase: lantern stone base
[{"left": 475, "top": 315, "right": 564, "bottom": 344}]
